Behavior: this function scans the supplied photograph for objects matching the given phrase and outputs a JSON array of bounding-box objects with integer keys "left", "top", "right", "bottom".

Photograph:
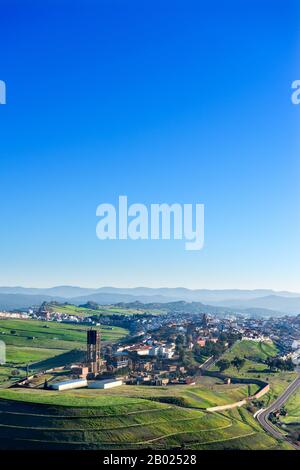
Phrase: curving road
[{"left": 256, "top": 372, "right": 300, "bottom": 450}]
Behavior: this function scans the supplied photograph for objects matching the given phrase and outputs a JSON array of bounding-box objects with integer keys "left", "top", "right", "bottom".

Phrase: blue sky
[{"left": 0, "top": 0, "right": 299, "bottom": 290}]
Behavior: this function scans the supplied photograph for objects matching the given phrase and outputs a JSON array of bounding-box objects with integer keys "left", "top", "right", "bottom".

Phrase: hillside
[
  {"left": 1, "top": 286, "right": 300, "bottom": 315},
  {"left": 211, "top": 340, "right": 297, "bottom": 407},
  {"left": 0, "top": 389, "right": 291, "bottom": 450},
  {"left": 0, "top": 319, "right": 128, "bottom": 385},
  {"left": 277, "top": 387, "right": 300, "bottom": 444}
]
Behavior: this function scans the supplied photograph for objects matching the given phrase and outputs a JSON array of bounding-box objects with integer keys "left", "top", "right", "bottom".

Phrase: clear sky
[{"left": 0, "top": 0, "right": 299, "bottom": 290}]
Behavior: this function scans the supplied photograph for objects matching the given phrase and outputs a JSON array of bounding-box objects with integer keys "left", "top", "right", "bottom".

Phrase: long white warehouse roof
[
  {"left": 51, "top": 379, "right": 87, "bottom": 390},
  {"left": 88, "top": 379, "right": 123, "bottom": 389}
]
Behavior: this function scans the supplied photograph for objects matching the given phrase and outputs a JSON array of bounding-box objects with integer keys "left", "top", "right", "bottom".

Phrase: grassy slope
[
  {"left": 47, "top": 303, "right": 161, "bottom": 317},
  {"left": 0, "top": 318, "right": 128, "bottom": 385},
  {"left": 0, "top": 382, "right": 257, "bottom": 408},
  {"left": 0, "top": 389, "right": 288, "bottom": 450},
  {"left": 281, "top": 388, "right": 300, "bottom": 424},
  {"left": 0, "top": 319, "right": 127, "bottom": 349},
  {"left": 85, "top": 382, "right": 260, "bottom": 408},
  {"left": 277, "top": 388, "right": 300, "bottom": 445},
  {"left": 208, "top": 339, "right": 298, "bottom": 449},
  {"left": 280, "top": 388, "right": 300, "bottom": 444},
  {"left": 211, "top": 340, "right": 297, "bottom": 406},
  {"left": 0, "top": 337, "right": 294, "bottom": 449}
]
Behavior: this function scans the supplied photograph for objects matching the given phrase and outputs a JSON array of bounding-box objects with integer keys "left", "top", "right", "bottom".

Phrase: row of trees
[
  {"left": 174, "top": 330, "right": 242, "bottom": 372},
  {"left": 216, "top": 356, "right": 246, "bottom": 373},
  {"left": 216, "top": 355, "right": 295, "bottom": 374},
  {"left": 193, "top": 341, "right": 226, "bottom": 362},
  {"left": 175, "top": 336, "right": 198, "bottom": 372},
  {"left": 265, "top": 357, "right": 294, "bottom": 372}
]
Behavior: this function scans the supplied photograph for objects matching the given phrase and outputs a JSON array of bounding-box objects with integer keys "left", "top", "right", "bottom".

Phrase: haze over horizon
[
  {"left": 1, "top": 284, "right": 300, "bottom": 316},
  {"left": 0, "top": 284, "right": 300, "bottom": 295}
]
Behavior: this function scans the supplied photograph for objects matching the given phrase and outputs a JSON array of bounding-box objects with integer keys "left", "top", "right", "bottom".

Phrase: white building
[
  {"left": 51, "top": 378, "right": 87, "bottom": 391},
  {"left": 136, "top": 347, "right": 151, "bottom": 356},
  {"left": 88, "top": 379, "right": 123, "bottom": 389},
  {"left": 292, "top": 340, "right": 300, "bottom": 350},
  {"left": 291, "top": 351, "right": 300, "bottom": 366}
]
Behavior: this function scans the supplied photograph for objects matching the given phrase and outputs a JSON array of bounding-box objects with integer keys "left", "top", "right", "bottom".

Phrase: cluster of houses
[{"left": 224, "top": 314, "right": 300, "bottom": 365}]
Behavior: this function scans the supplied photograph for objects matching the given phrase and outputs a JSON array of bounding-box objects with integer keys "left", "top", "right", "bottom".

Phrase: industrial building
[
  {"left": 50, "top": 378, "right": 88, "bottom": 391},
  {"left": 110, "top": 351, "right": 130, "bottom": 369},
  {"left": 70, "top": 365, "right": 89, "bottom": 378},
  {"left": 88, "top": 379, "right": 123, "bottom": 389},
  {"left": 87, "top": 329, "right": 101, "bottom": 374}
]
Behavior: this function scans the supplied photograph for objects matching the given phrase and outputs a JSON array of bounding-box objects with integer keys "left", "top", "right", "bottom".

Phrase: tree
[
  {"left": 177, "top": 345, "right": 186, "bottom": 363},
  {"left": 216, "top": 359, "right": 230, "bottom": 373},
  {"left": 79, "top": 301, "right": 99, "bottom": 310},
  {"left": 266, "top": 357, "right": 275, "bottom": 371},
  {"left": 279, "top": 407, "right": 287, "bottom": 416},
  {"left": 175, "top": 334, "right": 185, "bottom": 352},
  {"left": 281, "top": 358, "right": 295, "bottom": 371},
  {"left": 265, "top": 356, "right": 295, "bottom": 372},
  {"left": 231, "top": 356, "right": 245, "bottom": 372}
]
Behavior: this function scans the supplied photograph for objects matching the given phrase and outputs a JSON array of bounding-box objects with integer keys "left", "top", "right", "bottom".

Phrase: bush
[{"left": 149, "top": 396, "right": 188, "bottom": 407}]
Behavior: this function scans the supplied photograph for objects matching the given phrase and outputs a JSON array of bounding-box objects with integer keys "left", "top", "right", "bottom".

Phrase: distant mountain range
[{"left": 0, "top": 286, "right": 299, "bottom": 316}]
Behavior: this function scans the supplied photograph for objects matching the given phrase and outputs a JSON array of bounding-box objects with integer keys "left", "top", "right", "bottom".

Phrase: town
[
  {"left": 0, "top": 298, "right": 300, "bottom": 450},
  {"left": 1, "top": 299, "right": 299, "bottom": 393}
]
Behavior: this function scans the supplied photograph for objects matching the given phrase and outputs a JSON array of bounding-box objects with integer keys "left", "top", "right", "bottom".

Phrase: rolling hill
[
  {"left": 0, "top": 389, "right": 291, "bottom": 450},
  {"left": 0, "top": 286, "right": 300, "bottom": 315}
]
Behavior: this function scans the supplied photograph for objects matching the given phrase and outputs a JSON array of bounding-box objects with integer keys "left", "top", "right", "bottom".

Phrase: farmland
[
  {"left": 0, "top": 379, "right": 258, "bottom": 408},
  {"left": 0, "top": 333, "right": 296, "bottom": 450},
  {"left": 0, "top": 388, "right": 291, "bottom": 450},
  {"left": 0, "top": 318, "right": 127, "bottom": 349},
  {"left": 0, "top": 318, "right": 128, "bottom": 385},
  {"left": 46, "top": 303, "right": 162, "bottom": 317}
]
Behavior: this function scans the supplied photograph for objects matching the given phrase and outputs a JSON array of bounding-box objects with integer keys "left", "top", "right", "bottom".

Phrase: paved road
[
  {"left": 199, "top": 356, "right": 216, "bottom": 371},
  {"left": 256, "top": 372, "right": 300, "bottom": 449}
]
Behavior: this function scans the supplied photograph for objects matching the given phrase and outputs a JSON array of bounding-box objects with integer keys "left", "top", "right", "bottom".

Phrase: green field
[
  {"left": 211, "top": 340, "right": 297, "bottom": 406},
  {"left": 279, "top": 388, "right": 300, "bottom": 441},
  {"left": 84, "top": 382, "right": 260, "bottom": 409},
  {"left": 0, "top": 380, "right": 258, "bottom": 409},
  {"left": 0, "top": 318, "right": 127, "bottom": 349},
  {"left": 280, "top": 388, "right": 300, "bottom": 424},
  {"left": 0, "top": 337, "right": 295, "bottom": 450},
  {"left": 47, "top": 303, "right": 162, "bottom": 317},
  {"left": 0, "top": 318, "right": 128, "bottom": 385},
  {"left": 276, "top": 387, "right": 300, "bottom": 444},
  {"left": 0, "top": 388, "right": 291, "bottom": 450}
]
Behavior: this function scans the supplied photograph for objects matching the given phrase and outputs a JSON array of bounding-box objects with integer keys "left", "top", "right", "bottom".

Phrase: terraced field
[
  {"left": 0, "top": 338, "right": 294, "bottom": 450},
  {"left": 0, "top": 381, "right": 257, "bottom": 408},
  {"left": 70, "top": 381, "right": 260, "bottom": 408},
  {"left": 0, "top": 392, "right": 290, "bottom": 450}
]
